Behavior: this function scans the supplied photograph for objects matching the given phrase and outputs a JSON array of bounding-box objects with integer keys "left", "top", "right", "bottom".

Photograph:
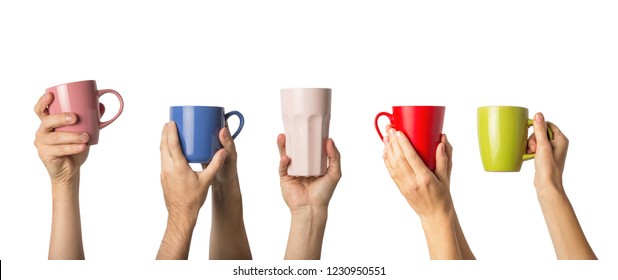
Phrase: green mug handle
[{"left": 523, "top": 119, "right": 554, "bottom": 161}]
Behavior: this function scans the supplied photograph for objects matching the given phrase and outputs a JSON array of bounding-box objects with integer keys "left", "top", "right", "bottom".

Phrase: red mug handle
[
  {"left": 374, "top": 112, "right": 393, "bottom": 140},
  {"left": 97, "top": 89, "right": 124, "bottom": 129}
]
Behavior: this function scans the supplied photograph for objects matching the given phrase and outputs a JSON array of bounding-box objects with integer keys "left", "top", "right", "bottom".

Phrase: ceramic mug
[
  {"left": 170, "top": 106, "right": 244, "bottom": 163},
  {"left": 477, "top": 106, "right": 553, "bottom": 172},
  {"left": 281, "top": 88, "right": 331, "bottom": 176},
  {"left": 46, "top": 80, "right": 124, "bottom": 145},
  {"left": 374, "top": 106, "right": 445, "bottom": 171}
]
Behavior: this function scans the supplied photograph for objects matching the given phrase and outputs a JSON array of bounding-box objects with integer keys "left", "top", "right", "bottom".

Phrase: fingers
[
  {"left": 166, "top": 122, "right": 188, "bottom": 164},
  {"left": 34, "top": 92, "right": 53, "bottom": 120},
  {"left": 325, "top": 138, "right": 342, "bottom": 179},
  {"left": 41, "top": 132, "right": 89, "bottom": 146},
  {"left": 435, "top": 142, "right": 449, "bottom": 184},
  {"left": 546, "top": 122, "right": 567, "bottom": 145},
  {"left": 277, "top": 134, "right": 290, "bottom": 177},
  {"left": 219, "top": 127, "right": 237, "bottom": 158},
  {"left": 385, "top": 130, "right": 415, "bottom": 178},
  {"left": 532, "top": 113, "right": 551, "bottom": 152},
  {"left": 443, "top": 134, "right": 453, "bottom": 177},
  {"left": 199, "top": 149, "right": 227, "bottom": 186},
  {"left": 527, "top": 133, "right": 538, "bottom": 154},
  {"left": 394, "top": 130, "right": 429, "bottom": 175},
  {"left": 38, "top": 113, "right": 78, "bottom": 134},
  {"left": 546, "top": 121, "right": 569, "bottom": 162},
  {"left": 44, "top": 143, "right": 88, "bottom": 158},
  {"left": 99, "top": 103, "right": 106, "bottom": 117}
]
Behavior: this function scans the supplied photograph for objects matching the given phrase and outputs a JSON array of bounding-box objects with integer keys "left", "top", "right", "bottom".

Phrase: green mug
[{"left": 477, "top": 106, "right": 553, "bottom": 172}]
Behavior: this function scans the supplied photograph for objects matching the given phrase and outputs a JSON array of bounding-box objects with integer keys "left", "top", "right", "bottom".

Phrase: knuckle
[
  {"left": 51, "top": 132, "right": 60, "bottom": 142},
  {"left": 418, "top": 174, "right": 432, "bottom": 187}
]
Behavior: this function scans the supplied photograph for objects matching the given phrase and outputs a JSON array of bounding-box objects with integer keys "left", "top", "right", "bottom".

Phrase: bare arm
[
  {"left": 528, "top": 113, "right": 596, "bottom": 260},
  {"left": 277, "top": 135, "right": 341, "bottom": 260},
  {"left": 34, "top": 93, "right": 91, "bottom": 260},
  {"left": 383, "top": 129, "right": 468, "bottom": 260},
  {"left": 156, "top": 210, "right": 198, "bottom": 260},
  {"left": 48, "top": 176, "right": 85, "bottom": 260},
  {"left": 156, "top": 122, "right": 225, "bottom": 260},
  {"left": 208, "top": 127, "right": 251, "bottom": 260}
]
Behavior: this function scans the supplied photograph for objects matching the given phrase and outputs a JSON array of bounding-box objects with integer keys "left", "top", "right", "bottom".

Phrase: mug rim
[
  {"left": 46, "top": 80, "right": 96, "bottom": 91},
  {"left": 477, "top": 105, "right": 528, "bottom": 110},
  {"left": 280, "top": 88, "right": 332, "bottom": 93},
  {"left": 392, "top": 105, "right": 445, "bottom": 108},
  {"left": 170, "top": 105, "right": 225, "bottom": 110}
]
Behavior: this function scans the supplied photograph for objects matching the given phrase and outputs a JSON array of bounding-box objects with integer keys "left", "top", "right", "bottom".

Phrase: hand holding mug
[
  {"left": 34, "top": 92, "right": 93, "bottom": 184},
  {"left": 277, "top": 134, "right": 341, "bottom": 213},
  {"left": 382, "top": 126, "right": 453, "bottom": 221},
  {"left": 160, "top": 122, "right": 228, "bottom": 215},
  {"left": 526, "top": 113, "right": 568, "bottom": 193}
]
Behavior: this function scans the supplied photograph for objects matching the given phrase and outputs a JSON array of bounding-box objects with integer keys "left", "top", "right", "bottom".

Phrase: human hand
[
  {"left": 208, "top": 127, "right": 240, "bottom": 194},
  {"left": 526, "top": 113, "right": 568, "bottom": 193},
  {"left": 160, "top": 122, "right": 227, "bottom": 216},
  {"left": 277, "top": 134, "right": 342, "bottom": 213},
  {"left": 382, "top": 126, "right": 453, "bottom": 222},
  {"left": 34, "top": 92, "right": 95, "bottom": 185}
]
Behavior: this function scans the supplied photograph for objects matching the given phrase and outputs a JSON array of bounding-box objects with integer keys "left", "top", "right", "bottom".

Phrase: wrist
[
  {"left": 212, "top": 176, "right": 241, "bottom": 202},
  {"left": 420, "top": 209, "right": 454, "bottom": 229},
  {"left": 291, "top": 207, "right": 328, "bottom": 224},
  {"left": 535, "top": 181, "right": 566, "bottom": 201},
  {"left": 51, "top": 175, "right": 80, "bottom": 196},
  {"left": 167, "top": 206, "right": 200, "bottom": 226}
]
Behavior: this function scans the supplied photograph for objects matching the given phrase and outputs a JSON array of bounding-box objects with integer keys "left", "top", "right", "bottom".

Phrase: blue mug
[{"left": 170, "top": 106, "right": 244, "bottom": 163}]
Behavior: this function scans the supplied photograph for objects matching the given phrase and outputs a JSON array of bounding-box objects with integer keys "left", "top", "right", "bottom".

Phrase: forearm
[
  {"left": 284, "top": 208, "right": 327, "bottom": 260},
  {"left": 453, "top": 210, "right": 475, "bottom": 260},
  {"left": 537, "top": 185, "right": 597, "bottom": 260},
  {"left": 209, "top": 178, "right": 252, "bottom": 260},
  {"left": 420, "top": 212, "right": 462, "bottom": 260},
  {"left": 49, "top": 176, "right": 84, "bottom": 260},
  {"left": 156, "top": 211, "right": 199, "bottom": 260}
]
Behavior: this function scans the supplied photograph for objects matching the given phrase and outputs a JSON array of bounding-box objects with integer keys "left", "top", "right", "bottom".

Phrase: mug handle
[
  {"left": 97, "top": 89, "right": 124, "bottom": 129},
  {"left": 224, "top": 111, "right": 245, "bottom": 139},
  {"left": 374, "top": 112, "right": 393, "bottom": 140},
  {"left": 523, "top": 119, "right": 554, "bottom": 161}
]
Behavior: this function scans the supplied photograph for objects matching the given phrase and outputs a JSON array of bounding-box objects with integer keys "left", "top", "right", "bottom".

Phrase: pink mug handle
[
  {"left": 374, "top": 112, "right": 393, "bottom": 140},
  {"left": 97, "top": 89, "right": 124, "bottom": 129}
]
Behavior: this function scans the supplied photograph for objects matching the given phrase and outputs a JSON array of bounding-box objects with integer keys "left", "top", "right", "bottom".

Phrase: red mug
[{"left": 374, "top": 106, "right": 445, "bottom": 171}]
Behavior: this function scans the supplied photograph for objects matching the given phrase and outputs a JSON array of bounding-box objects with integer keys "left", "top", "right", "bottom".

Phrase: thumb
[
  {"left": 434, "top": 142, "right": 449, "bottom": 184},
  {"left": 198, "top": 149, "right": 227, "bottom": 186}
]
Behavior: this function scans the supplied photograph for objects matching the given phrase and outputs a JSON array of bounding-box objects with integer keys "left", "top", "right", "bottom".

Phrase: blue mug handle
[{"left": 224, "top": 111, "right": 244, "bottom": 139}]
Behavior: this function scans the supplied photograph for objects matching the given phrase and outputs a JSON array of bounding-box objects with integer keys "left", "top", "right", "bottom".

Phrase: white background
[{"left": 1, "top": 0, "right": 617, "bottom": 279}]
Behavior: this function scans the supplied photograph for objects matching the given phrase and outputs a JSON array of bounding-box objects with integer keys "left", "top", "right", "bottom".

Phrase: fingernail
[
  {"left": 384, "top": 135, "right": 390, "bottom": 144},
  {"left": 388, "top": 128, "right": 395, "bottom": 136},
  {"left": 535, "top": 113, "right": 544, "bottom": 124},
  {"left": 396, "top": 131, "right": 404, "bottom": 138},
  {"left": 65, "top": 115, "right": 74, "bottom": 123},
  {"left": 79, "top": 133, "right": 89, "bottom": 143}
]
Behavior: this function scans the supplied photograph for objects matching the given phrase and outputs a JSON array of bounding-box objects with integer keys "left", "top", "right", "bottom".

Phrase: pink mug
[{"left": 46, "top": 80, "right": 124, "bottom": 145}]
